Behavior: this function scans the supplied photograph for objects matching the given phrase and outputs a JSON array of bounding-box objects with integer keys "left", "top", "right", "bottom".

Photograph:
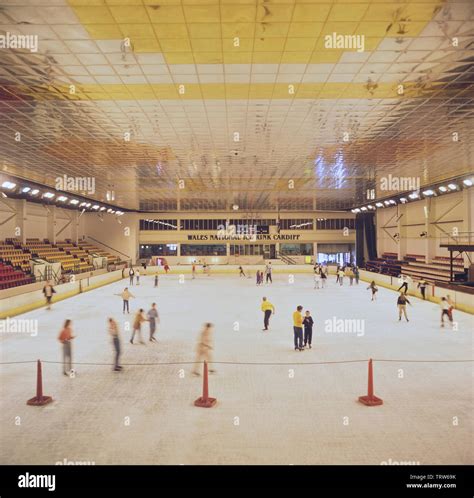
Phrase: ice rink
[{"left": 1, "top": 272, "right": 472, "bottom": 465}]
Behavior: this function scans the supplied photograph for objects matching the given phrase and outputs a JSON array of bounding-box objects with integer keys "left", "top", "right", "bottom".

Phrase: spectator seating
[{"left": 0, "top": 261, "right": 34, "bottom": 290}]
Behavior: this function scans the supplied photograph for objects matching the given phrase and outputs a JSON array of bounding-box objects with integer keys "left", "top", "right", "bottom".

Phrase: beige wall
[{"left": 376, "top": 190, "right": 471, "bottom": 260}]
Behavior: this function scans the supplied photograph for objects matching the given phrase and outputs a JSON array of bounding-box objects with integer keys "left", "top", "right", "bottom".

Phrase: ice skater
[
  {"left": 293, "top": 305, "right": 304, "bottom": 351},
  {"left": 238, "top": 266, "right": 246, "bottom": 277},
  {"left": 128, "top": 267, "right": 135, "bottom": 285},
  {"left": 192, "top": 263, "right": 196, "bottom": 279},
  {"left": 302, "top": 310, "right": 314, "bottom": 349},
  {"left": 58, "top": 319, "right": 75, "bottom": 376},
  {"left": 397, "top": 292, "right": 411, "bottom": 322},
  {"left": 265, "top": 262, "right": 272, "bottom": 283},
  {"left": 261, "top": 297, "right": 275, "bottom": 331},
  {"left": 367, "top": 281, "right": 378, "bottom": 301},
  {"left": 447, "top": 294, "right": 455, "bottom": 321},
  {"left": 320, "top": 270, "right": 327, "bottom": 288},
  {"left": 440, "top": 297, "right": 453, "bottom": 328},
  {"left": 397, "top": 275, "right": 409, "bottom": 294},
  {"left": 337, "top": 268, "right": 345, "bottom": 286},
  {"left": 42, "top": 280, "right": 56, "bottom": 310},
  {"left": 108, "top": 317, "right": 122, "bottom": 371},
  {"left": 116, "top": 287, "right": 135, "bottom": 314},
  {"left": 154, "top": 272, "right": 159, "bottom": 288},
  {"left": 314, "top": 269, "right": 321, "bottom": 289},
  {"left": 147, "top": 302, "right": 160, "bottom": 342},
  {"left": 192, "top": 323, "right": 215, "bottom": 376},
  {"left": 130, "top": 309, "right": 147, "bottom": 344},
  {"left": 135, "top": 268, "right": 140, "bottom": 285},
  {"left": 354, "top": 266, "right": 360, "bottom": 285},
  {"left": 417, "top": 279, "right": 427, "bottom": 300}
]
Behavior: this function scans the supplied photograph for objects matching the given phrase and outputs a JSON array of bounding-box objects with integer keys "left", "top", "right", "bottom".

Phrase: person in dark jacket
[
  {"left": 302, "top": 310, "right": 314, "bottom": 349},
  {"left": 397, "top": 292, "right": 411, "bottom": 322}
]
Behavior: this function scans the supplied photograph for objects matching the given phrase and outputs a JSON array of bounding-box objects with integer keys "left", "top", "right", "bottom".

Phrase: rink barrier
[
  {"left": 3, "top": 358, "right": 472, "bottom": 409},
  {"left": 194, "top": 361, "right": 217, "bottom": 408}
]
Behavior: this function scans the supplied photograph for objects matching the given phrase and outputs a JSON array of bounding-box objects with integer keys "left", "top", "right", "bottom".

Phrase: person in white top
[
  {"left": 314, "top": 269, "right": 321, "bottom": 289},
  {"left": 440, "top": 297, "right": 453, "bottom": 328},
  {"left": 135, "top": 268, "right": 140, "bottom": 285}
]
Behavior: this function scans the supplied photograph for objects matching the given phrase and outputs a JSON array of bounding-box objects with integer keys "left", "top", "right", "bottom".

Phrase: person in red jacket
[{"left": 58, "top": 319, "right": 75, "bottom": 376}]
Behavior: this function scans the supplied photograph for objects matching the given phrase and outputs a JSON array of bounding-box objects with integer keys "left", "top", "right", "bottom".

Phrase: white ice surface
[{"left": 0, "top": 273, "right": 472, "bottom": 464}]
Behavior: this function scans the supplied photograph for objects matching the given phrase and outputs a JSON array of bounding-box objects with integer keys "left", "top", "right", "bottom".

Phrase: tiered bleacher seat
[
  {"left": 23, "top": 239, "right": 88, "bottom": 274},
  {"left": 0, "top": 261, "right": 34, "bottom": 290},
  {"left": 365, "top": 252, "right": 402, "bottom": 277},
  {"left": 78, "top": 241, "right": 120, "bottom": 264},
  {"left": 56, "top": 241, "right": 94, "bottom": 272},
  {"left": 0, "top": 241, "right": 32, "bottom": 273},
  {"left": 401, "top": 255, "right": 464, "bottom": 283}
]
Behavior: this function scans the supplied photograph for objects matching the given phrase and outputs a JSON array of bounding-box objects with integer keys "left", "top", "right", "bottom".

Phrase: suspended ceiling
[{"left": 0, "top": 0, "right": 473, "bottom": 211}]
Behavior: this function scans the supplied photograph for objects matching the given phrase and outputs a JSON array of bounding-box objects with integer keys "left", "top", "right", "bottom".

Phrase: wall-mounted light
[
  {"left": 438, "top": 186, "right": 447, "bottom": 193},
  {"left": 463, "top": 179, "right": 473, "bottom": 187},
  {"left": 422, "top": 189, "right": 434, "bottom": 196},
  {"left": 448, "top": 183, "right": 457, "bottom": 190},
  {"left": 43, "top": 192, "right": 55, "bottom": 199},
  {"left": 1, "top": 181, "right": 16, "bottom": 190}
]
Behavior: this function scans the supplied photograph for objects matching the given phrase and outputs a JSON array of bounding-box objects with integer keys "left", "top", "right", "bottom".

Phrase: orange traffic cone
[
  {"left": 358, "top": 359, "right": 383, "bottom": 406},
  {"left": 194, "top": 361, "right": 216, "bottom": 408},
  {"left": 27, "top": 360, "right": 53, "bottom": 406}
]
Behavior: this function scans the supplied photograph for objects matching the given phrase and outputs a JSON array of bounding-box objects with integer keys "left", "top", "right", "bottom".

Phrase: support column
[
  {"left": 16, "top": 199, "right": 27, "bottom": 244},
  {"left": 46, "top": 205, "right": 57, "bottom": 244},
  {"left": 397, "top": 204, "right": 407, "bottom": 260},
  {"left": 424, "top": 198, "right": 436, "bottom": 263},
  {"left": 71, "top": 210, "right": 79, "bottom": 244}
]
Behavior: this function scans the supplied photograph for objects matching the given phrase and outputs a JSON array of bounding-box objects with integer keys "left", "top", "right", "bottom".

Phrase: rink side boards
[
  {"left": 1, "top": 267, "right": 473, "bottom": 318},
  {"left": 0, "top": 269, "right": 124, "bottom": 319}
]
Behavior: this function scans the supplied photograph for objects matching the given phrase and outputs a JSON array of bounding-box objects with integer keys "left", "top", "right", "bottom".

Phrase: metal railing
[{"left": 440, "top": 231, "right": 474, "bottom": 246}]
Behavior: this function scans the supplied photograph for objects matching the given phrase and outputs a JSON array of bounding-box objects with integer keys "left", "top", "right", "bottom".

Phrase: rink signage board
[{"left": 187, "top": 234, "right": 301, "bottom": 241}]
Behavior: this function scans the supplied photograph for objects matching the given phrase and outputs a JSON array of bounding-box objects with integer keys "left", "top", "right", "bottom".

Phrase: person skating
[
  {"left": 261, "top": 297, "right": 275, "bottom": 331},
  {"left": 314, "top": 269, "right": 321, "bottom": 289},
  {"left": 43, "top": 280, "right": 56, "bottom": 310},
  {"left": 256, "top": 270, "right": 260, "bottom": 285},
  {"left": 337, "top": 268, "right": 345, "bottom": 286},
  {"left": 135, "top": 268, "right": 140, "bottom": 285},
  {"left": 128, "top": 267, "right": 135, "bottom": 285},
  {"left": 116, "top": 287, "right": 135, "bottom": 314},
  {"left": 192, "top": 323, "right": 215, "bottom": 376},
  {"left": 446, "top": 294, "right": 455, "bottom": 322},
  {"left": 397, "top": 275, "right": 409, "bottom": 294},
  {"left": 238, "top": 266, "right": 246, "bottom": 277},
  {"left": 58, "top": 319, "right": 75, "bottom": 376},
  {"left": 265, "top": 262, "right": 273, "bottom": 284},
  {"left": 147, "top": 303, "right": 160, "bottom": 342},
  {"left": 130, "top": 309, "right": 147, "bottom": 344},
  {"left": 347, "top": 267, "right": 354, "bottom": 286},
  {"left": 154, "top": 272, "right": 159, "bottom": 287},
  {"left": 293, "top": 305, "right": 304, "bottom": 351},
  {"left": 302, "top": 310, "right": 314, "bottom": 349},
  {"left": 108, "top": 317, "right": 122, "bottom": 371},
  {"left": 417, "top": 279, "right": 427, "bottom": 300},
  {"left": 397, "top": 292, "right": 411, "bottom": 321},
  {"left": 440, "top": 297, "right": 453, "bottom": 328},
  {"left": 367, "top": 281, "right": 378, "bottom": 301},
  {"left": 320, "top": 269, "right": 327, "bottom": 288},
  {"left": 192, "top": 263, "right": 196, "bottom": 279},
  {"left": 354, "top": 266, "right": 360, "bottom": 285}
]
